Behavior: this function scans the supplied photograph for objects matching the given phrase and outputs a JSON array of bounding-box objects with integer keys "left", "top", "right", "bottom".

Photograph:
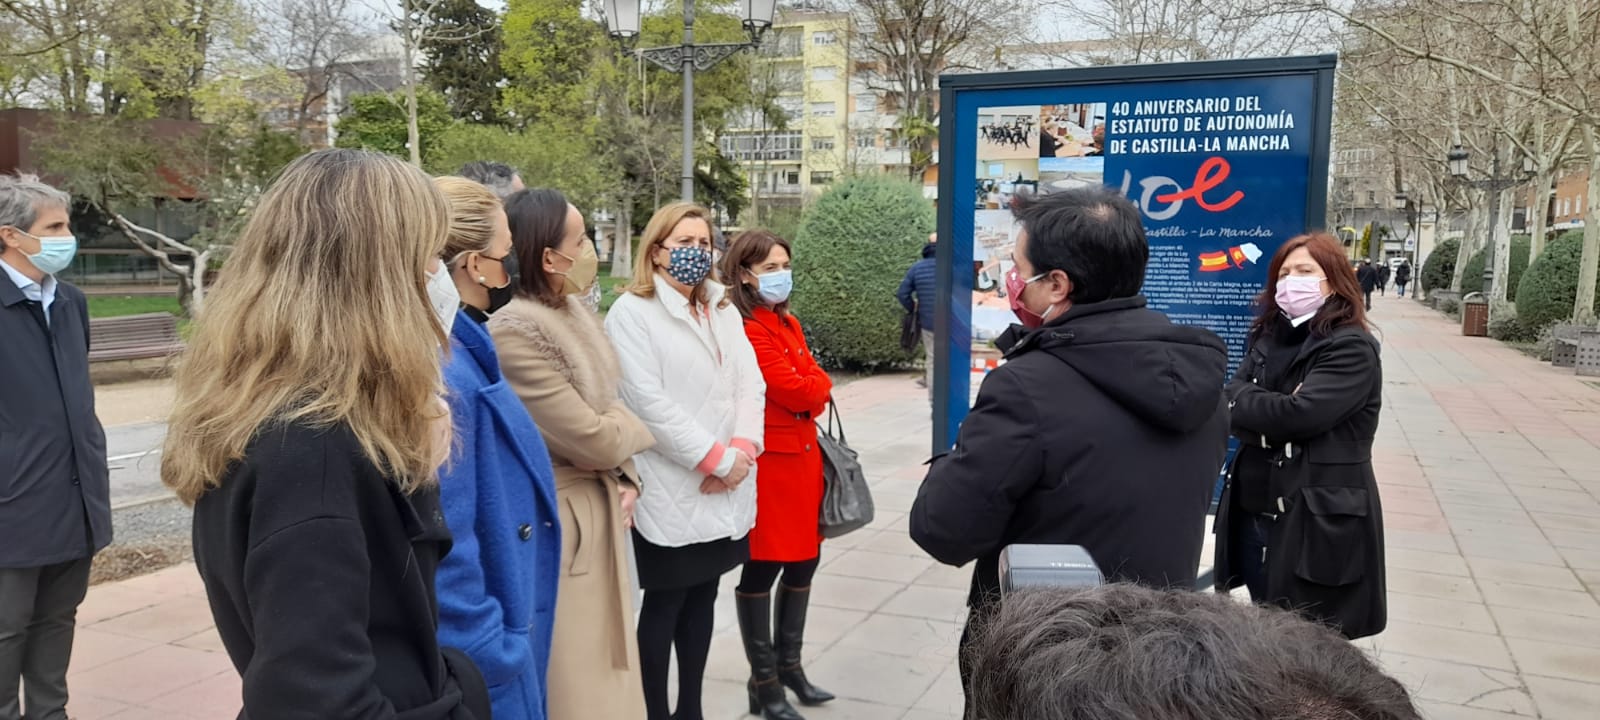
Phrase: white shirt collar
[
  {"left": 1, "top": 255, "right": 55, "bottom": 303},
  {"left": 1288, "top": 310, "right": 1317, "bottom": 328},
  {"left": 651, "top": 272, "right": 724, "bottom": 319}
]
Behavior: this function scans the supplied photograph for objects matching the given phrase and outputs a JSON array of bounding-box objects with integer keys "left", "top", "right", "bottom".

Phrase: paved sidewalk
[{"left": 62, "top": 293, "right": 1600, "bottom": 719}]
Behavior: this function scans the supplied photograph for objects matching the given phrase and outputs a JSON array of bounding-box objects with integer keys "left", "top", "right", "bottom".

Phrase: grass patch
[{"left": 86, "top": 294, "right": 183, "bottom": 318}]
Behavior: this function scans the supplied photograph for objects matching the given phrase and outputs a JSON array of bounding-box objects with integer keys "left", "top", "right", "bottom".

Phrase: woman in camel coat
[{"left": 489, "top": 188, "right": 655, "bottom": 719}]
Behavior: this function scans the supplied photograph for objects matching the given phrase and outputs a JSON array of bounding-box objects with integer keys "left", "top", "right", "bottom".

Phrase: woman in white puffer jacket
[{"left": 605, "top": 201, "right": 766, "bottom": 720}]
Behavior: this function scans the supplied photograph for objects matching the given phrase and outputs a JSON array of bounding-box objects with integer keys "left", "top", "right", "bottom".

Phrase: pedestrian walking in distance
[{"left": 1356, "top": 258, "right": 1379, "bottom": 310}]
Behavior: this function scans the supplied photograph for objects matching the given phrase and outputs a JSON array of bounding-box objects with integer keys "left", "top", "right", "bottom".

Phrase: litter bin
[{"left": 1461, "top": 292, "right": 1489, "bottom": 337}]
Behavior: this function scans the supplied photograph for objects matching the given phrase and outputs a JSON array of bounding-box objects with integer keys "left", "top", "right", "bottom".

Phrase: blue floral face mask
[{"left": 664, "top": 246, "right": 713, "bottom": 286}]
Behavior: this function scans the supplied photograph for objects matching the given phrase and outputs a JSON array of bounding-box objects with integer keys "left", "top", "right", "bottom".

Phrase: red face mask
[{"left": 1005, "top": 266, "right": 1052, "bottom": 329}]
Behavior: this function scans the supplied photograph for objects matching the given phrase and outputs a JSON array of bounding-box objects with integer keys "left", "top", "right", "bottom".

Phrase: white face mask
[{"left": 426, "top": 261, "right": 460, "bottom": 337}]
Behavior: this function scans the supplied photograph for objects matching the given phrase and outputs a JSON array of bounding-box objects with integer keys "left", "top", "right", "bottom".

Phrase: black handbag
[
  {"left": 900, "top": 307, "right": 921, "bottom": 352},
  {"left": 817, "top": 399, "right": 875, "bottom": 538}
]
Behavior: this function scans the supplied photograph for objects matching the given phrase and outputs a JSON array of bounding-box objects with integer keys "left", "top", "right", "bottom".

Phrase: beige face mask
[{"left": 551, "top": 241, "right": 599, "bottom": 296}]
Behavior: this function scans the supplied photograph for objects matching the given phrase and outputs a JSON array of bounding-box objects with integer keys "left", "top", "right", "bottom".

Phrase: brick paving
[{"left": 61, "top": 293, "right": 1600, "bottom": 719}]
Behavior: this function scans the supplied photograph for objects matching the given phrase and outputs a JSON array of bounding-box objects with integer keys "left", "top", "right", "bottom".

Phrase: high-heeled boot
[
  {"left": 775, "top": 585, "right": 836, "bottom": 705},
  {"left": 736, "top": 591, "right": 805, "bottom": 720}
]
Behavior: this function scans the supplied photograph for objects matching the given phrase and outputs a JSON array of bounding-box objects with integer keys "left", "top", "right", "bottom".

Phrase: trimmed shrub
[
  {"left": 1488, "top": 304, "right": 1539, "bottom": 343},
  {"left": 1459, "top": 235, "right": 1531, "bottom": 301},
  {"left": 791, "top": 175, "right": 934, "bottom": 369},
  {"left": 1515, "top": 231, "right": 1599, "bottom": 332},
  {"left": 1421, "top": 237, "right": 1460, "bottom": 292}
]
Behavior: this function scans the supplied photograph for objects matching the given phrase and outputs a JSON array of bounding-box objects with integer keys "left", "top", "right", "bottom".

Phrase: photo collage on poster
[{"left": 972, "top": 102, "right": 1107, "bottom": 341}]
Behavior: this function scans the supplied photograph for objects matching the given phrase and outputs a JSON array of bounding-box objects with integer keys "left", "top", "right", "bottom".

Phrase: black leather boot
[
  {"left": 737, "top": 591, "right": 805, "bottom": 720},
  {"left": 775, "top": 585, "right": 836, "bottom": 705}
]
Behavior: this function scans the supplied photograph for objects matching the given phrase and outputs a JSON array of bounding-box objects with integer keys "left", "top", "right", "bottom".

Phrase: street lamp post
[
  {"left": 1446, "top": 142, "right": 1535, "bottom": 300},
  {"left": 604, "top": 0, "right": 775, "bottom": 203}
]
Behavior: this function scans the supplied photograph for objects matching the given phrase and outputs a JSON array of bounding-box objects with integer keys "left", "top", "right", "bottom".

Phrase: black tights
[
  {"left": 737, "top": 557, "right": 820, "bottom": 594},
  {"left": 637, "top": 579, "right": 719, "bottom": 720}
]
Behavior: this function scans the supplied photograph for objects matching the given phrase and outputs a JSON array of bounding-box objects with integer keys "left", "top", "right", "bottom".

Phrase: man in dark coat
[
  {"left": 909, "top": 186, "right": 1229, "bottom": 719},
  {"left": 1377, "top": 263, "right": 1391, "bottom": 296},
  {"left": 1394, "top": 261, "right": 1413, "bottom": 298},
  {"left": 1357, "top": 259, "right": 1379, "bottom": 309},
  {"left": 897, "top": 234, "right": 939, "bottom": 391},
  {"left": 0, "top": 174, "right": 111, "bottom": 720}
]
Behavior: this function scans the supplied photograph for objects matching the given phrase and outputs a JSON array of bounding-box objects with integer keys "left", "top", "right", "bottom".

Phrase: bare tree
[
  {"left": 850, "top": 0, "right": 1032, "bottom": 181},
  {"left": 365, "top": 0, "right": 489, "bottom": 165},
  {"left": 1293, "top": 0, "right": 1600, "bottom": 320},
  {"left": 256, "top": 0, "right": 375, "bottom": 144},
  {"left": 1033, "top": 0, "right": 1331, "bottom": 65}
]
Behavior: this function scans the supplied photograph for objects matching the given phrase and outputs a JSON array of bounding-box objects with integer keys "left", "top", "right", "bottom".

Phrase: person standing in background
[
  {"left": 1377, "top": 262, "right": 1391, "bottom": 296},
  {"left": 606, "top": 202, "right": 765, "bottom": 720},
  {"left": 897, "top": 233, "right": 938, "bottom": 392},
  {"left": 458, "top": 161, "right": 525, "bottom": 200},
  {"left": 720, "top": 230, "right": 835, "bottom": 720},
  {"left": 490, "top": 188, "right": 655, "bottom": 720},
  {"left": 0, "top": 174, "right": 110, "bottom": 720},
  {"left": 432, "top": 177, "right": 562, "bottom": 720}
]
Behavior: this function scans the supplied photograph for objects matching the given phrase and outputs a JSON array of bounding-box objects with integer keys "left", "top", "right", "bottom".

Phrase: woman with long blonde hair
[
  {"left": 605, "top": 202, "right": 766, "bottom": 720},
  {"left": 162, "top": 149, "right": 490, "bottom": 720}
]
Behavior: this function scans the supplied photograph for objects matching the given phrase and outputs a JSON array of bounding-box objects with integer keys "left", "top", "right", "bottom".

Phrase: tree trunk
[
  {"left": 611, "top": 198, "right": 634, "bottom": 279},
  {"left": 1529, "top": 168, "right": 1553, "bottom": 260},
  {"left": 1451, "top": 193, "right": 1483, "bottom": 292},
  {"left": 1576, "top": 126, "right": 1600, "bottom": 323},
  {"left": 1489, "top": 185, "right": 1514, "bottom": 307},
  {"left": 189, "top": 249, "right": 210, "bottom": 316}
]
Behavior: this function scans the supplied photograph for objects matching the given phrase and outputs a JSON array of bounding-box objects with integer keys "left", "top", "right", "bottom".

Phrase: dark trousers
[
  {"left": 637, "top": 579, "right": 719, "bottom": 720},
  {"left": 1230, "top": 512, "right": 1275, "bottom": 602},
  {"left": 0, "top": 558, "right": 92, "bottom": 720},
  {"left": 956, "top": 599, "right": 997, "bottom": 720},
  {"left": 735, "top": 557, "right": 819, "bottom": 594},
  {"left": 1363, "top": 289, "right": 1373, "bottom": 310}
]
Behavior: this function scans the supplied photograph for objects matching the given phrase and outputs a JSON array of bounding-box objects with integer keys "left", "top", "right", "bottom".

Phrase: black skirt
[{"left": 632, "top": 529, "right": 749, "bottom": 591}]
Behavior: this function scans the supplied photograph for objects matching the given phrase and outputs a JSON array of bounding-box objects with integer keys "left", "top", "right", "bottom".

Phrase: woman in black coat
[
  {"left": 1214, "top": 231, "right": 1387, "bottom": 641},
  {"left": 160, "top": 150, "right": 491, "bottom": 719}
]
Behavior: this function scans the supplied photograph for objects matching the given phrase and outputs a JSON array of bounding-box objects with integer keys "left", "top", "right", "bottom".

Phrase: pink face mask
[{"left": 1276, "top": 275, "right": 1328, "bottom": 318}]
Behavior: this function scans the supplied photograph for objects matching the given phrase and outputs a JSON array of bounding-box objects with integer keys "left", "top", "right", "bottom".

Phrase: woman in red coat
[{"left": 719, "top": 230, "right": 834, "bottom": 720}]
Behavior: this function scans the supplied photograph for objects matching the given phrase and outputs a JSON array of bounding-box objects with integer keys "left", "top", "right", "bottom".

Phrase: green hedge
[
  {"left": 1459, "top": 235, "right": 1531, "bottom": 301},
  {"left": 1421, "top": 237, "right": 1460, "bottom": 292},
  {"left": 791, "top": 175, "right": 934, "bottom": 369},
  {"left": 1515, "top": 231, "right": 1598, "bottom": 331}
]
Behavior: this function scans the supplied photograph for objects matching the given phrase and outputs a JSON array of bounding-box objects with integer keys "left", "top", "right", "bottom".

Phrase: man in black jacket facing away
[{"left": 909, "top": 186, "right": 1228, "bottom": 720}]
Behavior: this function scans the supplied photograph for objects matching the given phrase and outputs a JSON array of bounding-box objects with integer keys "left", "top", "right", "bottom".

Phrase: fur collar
[{"left": 488, "top": 295, "right": 622, "bottom": 411}]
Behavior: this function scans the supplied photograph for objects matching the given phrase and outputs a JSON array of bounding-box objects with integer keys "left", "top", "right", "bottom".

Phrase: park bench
[
  {"left": 88, "top": 312, "right": 185, "bottom": 363},
  {"left": 1578, "top": 329, "right": 1600, "bottom": 378}
]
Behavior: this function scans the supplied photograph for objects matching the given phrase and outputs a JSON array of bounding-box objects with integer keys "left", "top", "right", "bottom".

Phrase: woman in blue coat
[{"left": 432, "top": 176, "right": 562, "bottom": 720}]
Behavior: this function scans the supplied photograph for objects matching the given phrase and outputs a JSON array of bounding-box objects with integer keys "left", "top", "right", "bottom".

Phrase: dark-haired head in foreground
[{"left": 967, "top": 584, "right": 1420, "bottom": 720}]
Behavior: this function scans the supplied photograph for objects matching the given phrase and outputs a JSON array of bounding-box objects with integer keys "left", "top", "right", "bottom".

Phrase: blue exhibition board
[{"left": 933, "top": 56, "right": 1336, "bottom": 485}]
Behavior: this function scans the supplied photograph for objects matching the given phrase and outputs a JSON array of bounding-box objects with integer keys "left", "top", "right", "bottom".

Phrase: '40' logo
[{"left": 1118, "top": 157, "right": 1245, "bottom": 221}]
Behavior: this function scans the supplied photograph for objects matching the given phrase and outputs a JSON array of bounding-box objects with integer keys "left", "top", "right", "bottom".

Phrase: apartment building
[{"left": 719, "top": 6, "right": 851, "bottom": 212}]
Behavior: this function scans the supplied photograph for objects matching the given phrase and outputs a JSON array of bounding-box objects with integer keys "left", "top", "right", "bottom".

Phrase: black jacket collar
[{"left": 996, "top": 296, "right": 1148, "bottom": 357}]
